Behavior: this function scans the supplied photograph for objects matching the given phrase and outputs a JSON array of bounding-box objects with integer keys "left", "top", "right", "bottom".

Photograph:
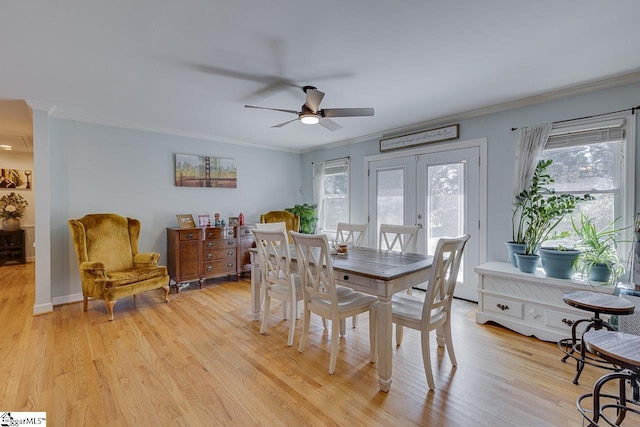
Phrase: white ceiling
[{"left": 2, "top": 1, "right": 640, "bottom": 152}]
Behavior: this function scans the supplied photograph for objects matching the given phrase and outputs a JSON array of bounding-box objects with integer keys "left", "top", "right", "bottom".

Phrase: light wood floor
[{"left": 0, "top": 262, "right": 615, "bottom": 426}]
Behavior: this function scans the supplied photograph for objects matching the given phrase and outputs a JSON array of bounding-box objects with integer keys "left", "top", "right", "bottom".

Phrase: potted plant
[
  {"left": 538, "top": 242, "right": 581, "bottom": 279},
  {"left": 513, "top": 159, "right": 592, "bottom": 273},
  {"left": 285, "top": 204, "right": 318, "bottom": 234},
  {"left": 572, "top": 212, "right": 625, "bottom": 284},
  {"left": 0, "top": 192, "right": 28, "bottom": 231}
]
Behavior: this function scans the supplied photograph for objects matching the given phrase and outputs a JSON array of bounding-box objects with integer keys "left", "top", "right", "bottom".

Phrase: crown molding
[
  {"left": 26, "top": 100, "right": 55, "bottom": 114},
  {"left": 303, "top": 70, "right": 640, "bottom": 153},
  {"left": 49, "top": 110, "right": 302, "bottom": 154}
]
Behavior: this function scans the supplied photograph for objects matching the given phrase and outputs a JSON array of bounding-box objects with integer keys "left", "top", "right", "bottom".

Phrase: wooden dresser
[{"left": 166, "top": 225, "right": 254, "bottom": 291}]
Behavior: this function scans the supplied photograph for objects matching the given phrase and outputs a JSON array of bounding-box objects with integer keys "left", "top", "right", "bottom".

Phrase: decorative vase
[
  {"left": 539, "top": 247, "right": 580, "bottom": 279},
  {"left": 2, "top": 218, "right": 20, "bottom": 231},
  {"left": 505, "top": 242, "right": 526, "bottom": 267},
  {"left": 589, "top": 263, "right": 611, "bottom": 283},
  {"left": 515, "top": 253, "right": 540, "bottom": 274}
]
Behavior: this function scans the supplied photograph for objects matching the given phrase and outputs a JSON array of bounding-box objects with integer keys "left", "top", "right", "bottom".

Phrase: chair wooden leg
[
  {"left": 287, "top": 299, "right": 297, "bottom": 347},
  {"left": 105, "top": 300, "right": 117, "bottom": 321},
  {"left": 396, "top": 324, "right": 404, "bottom": 346},
  {"left": 421, "top": 330, "right": 435, "bottom": 390},
  {"left": 329, "top": 319, "right": 340, "bottom": 374},
  {"left": 369, "top": 308, "right": 377, "bottom": 363},
  {"left": 298, "top": 306, "right": 311, "bottom": 353},
  {"left": 339, "top": 319, "right": 346, "bottom": 337},
  {"left": 83, "top": 296, "right": 88, "bottom": 312},
  {"left": 444, "top": 320, "right": 457, "bottom": 367},
  {"left": 352, "top": 315, "right": 358, "bottom": 329},
  {"left": 322, "top": 317, "right": 327, "bottom": 329},
  {"left": 260, "top": 294, "right": 271, "bottom": 335},
  {"left": 162, "top": 285, "right": 170, "bottom": 302}
]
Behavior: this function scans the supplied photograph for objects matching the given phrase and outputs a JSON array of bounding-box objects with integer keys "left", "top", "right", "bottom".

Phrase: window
[
  {"left": 540, "top": 113, "right": 635, "bottom": 258},
  {"left": 316, "top": 158, "right": 350, "bottom": 235}
]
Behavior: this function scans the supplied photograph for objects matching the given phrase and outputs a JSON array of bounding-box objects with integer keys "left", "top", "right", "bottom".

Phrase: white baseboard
[
  {"left": 52, "top": 293, "right": 83, "bottom": 306},
  {"left": 33, "top": 302, "right": 53, "bottom": 315}
]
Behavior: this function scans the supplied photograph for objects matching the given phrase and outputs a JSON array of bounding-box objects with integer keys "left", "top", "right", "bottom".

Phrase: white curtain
[
  {"left": 312, "top": 161, "right": 325, "bottom": 232},
  {"left": 511, "top": 123, "right": 552, "bottom": 198}
]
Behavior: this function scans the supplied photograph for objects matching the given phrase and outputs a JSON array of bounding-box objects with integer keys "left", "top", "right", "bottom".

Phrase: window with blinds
[
  {"left": 321, "top": 158, "right": 350, "bottom": 234},
  {"left": 541, "top": 113, "right": 633, "bottom": 250}
]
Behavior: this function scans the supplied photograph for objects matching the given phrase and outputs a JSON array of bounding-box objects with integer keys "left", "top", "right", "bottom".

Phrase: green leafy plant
[
  {"left": 571, "top": 212, "right": 626, "bottom": 283},
  {"left": 514, "top": 159, "right": 592, "bottom": 255},
  {"left": 285, "top": 204, "right": 318, "bottom": 234}
]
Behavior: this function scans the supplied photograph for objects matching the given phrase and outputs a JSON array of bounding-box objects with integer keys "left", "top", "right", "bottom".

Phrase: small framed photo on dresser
[
  {"left": 228, "top": 216, "right": 239, "bottom": 227},
  {"left": 176, "top": 214, "right": 196, "bottom": 229},
  {"left": 198, "top": 214, "right": 211, "bottom": 228}
]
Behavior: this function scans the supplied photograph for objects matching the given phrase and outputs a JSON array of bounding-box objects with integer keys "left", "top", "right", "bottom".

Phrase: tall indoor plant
[
  {"left": 286, "top": 204, "right": 318, "bottom": 234},
  {"left": 513, "top": 159, "right": 592, "bottom": 273}
]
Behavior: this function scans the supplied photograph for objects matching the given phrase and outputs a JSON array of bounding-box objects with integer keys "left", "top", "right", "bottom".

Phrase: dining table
[{"left": 249, "top": 245, "right": 433, "bottom": 392}]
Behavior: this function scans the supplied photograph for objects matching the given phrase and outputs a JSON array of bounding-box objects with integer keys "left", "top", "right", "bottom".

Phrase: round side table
[{"left": 558, "top": 290, "right": 635, "bottom": 384}]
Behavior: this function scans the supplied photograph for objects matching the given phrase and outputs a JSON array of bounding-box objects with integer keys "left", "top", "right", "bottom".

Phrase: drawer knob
[
  {"left": 207, "top": 242, "right": 213, "bottom": 248},
  {"left": 228, "top": 231, "right": 234, "bottom": 236},
  {"left": 496, "top": 303, "right": 509, "bottom": 311},
  {"left": 227, "top": 251, "right": 234, "bottom": 256},
  {"left": 227, "top": 263, "right": 233, "bottom": 268},
  {"left": 227, "top": 240, "right": 234, "bottom": 245},
  {"left": 561, "top": 318, "right": 574, "bottom": 326},
  {"left": 186, "top": 233, "right": 193, "bottom": 239},
  {"left": 343, "top": 275, "right": 349, "bottom": 280},
  {"left": 244, "top": 229, "right": 251, "bottom": 234},
  {"left": 206, "top": 266, "right": 213, "bottom": 272},
  {"left": 207, "top": 254, "right": 213, "bottom": 259},
  {"left": 207, "top": 233, "right": 214, "bottom": 238}
]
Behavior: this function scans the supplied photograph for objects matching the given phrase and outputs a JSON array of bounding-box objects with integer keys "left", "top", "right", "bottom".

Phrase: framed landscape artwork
[{"left": 175, "top": 153, "right": 237, "bottom": 188}]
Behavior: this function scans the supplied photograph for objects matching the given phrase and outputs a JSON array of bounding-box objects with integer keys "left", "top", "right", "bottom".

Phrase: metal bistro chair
[
  {"left": 391, "top": 234, "right": 470, "bottom": 390},
  {"left": 252, "top": 229, "right": 302, "bottom": 347},
  {"left": 290, "top": 231, "right": 378, "bottom": 374}
]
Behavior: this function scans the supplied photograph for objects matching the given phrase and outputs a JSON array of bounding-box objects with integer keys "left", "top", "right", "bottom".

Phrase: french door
[{"left": 368, "top": 146, "right": 482, "bottom": 301}]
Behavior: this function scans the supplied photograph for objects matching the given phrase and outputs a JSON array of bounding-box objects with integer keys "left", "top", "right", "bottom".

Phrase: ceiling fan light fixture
[{"left": 300, "top": 114, "right": 320, "bottom": 125}]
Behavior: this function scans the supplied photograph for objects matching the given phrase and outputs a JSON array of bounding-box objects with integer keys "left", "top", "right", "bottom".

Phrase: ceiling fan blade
[
  {"left": 271, "top": 119, "right": 299, "bottom": 128},
  {"left": 304, "top": 88, "right": 325, "bottom": 113},
  {"left": 244, "top": 105, "right": 299, "bottom": 115},
  {"left": 321, "top": 108, "right": 375, "bottom": 118},
  {"left": 319, "top": 118, "right": 342, "bottom": 131}
]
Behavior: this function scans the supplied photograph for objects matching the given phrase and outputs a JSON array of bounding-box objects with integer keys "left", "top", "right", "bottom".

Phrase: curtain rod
[
  {"left": 510, "top": 105, "right": 640, "bottom": 131},
  {"left": 311, "top": 156, "right": 350, "bottom": 164}
]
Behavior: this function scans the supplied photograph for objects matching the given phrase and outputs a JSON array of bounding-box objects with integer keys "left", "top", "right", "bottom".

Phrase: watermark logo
[{"left": 0, "top": 412, "right": 46, "bottom": 426}]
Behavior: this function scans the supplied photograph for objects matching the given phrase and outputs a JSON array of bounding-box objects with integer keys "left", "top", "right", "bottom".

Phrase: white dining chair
[
  {"left": 391, "top": 234, "right": 470, "bottom": 390},
  {"left": 255, "top": 221, "right": 287, "bottom": 232},
  {"left": 379, "top": 224, "right": 419, "bottom": 253},
  {"left": 335, "top": 222, "right": 368, "bottom": 247},
  {"left": 380, "top": 223, "right": 420, "bottom": 295},
  {"left": 252, "top": 229, "right": 302, "bottom": 347},
  {"left": 290, "top": 231, "right": 378, "bottom": 374}
]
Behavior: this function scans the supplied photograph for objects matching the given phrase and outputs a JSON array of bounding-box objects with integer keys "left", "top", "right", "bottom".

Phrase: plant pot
[
  {"left": 505, "top": 242, "right": 526, "bottom": 267},
  {"left": 515, "top": 253, "right": 540, "bottom": 273},
  {"left": 2, "top": 218, "right": 20, "bottom": 231},
  {"left": 539, "top": 247, "right": 580, "bottom": 279},
  {"left": 589, "top": 263, "right": 611, "bottom": 283}
]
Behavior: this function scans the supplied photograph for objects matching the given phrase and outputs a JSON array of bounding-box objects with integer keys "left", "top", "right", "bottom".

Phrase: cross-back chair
[
  {"left": 335, "top": 222, "right": 368, "bottom": 247},
  {"left": 379, "top": 224, "right": 419, "bottom": 253},
  {"left": 252, "top": 229, "right": 302, "bottom": 347},
  {"left": 391, "top": 234, "right": 470, "bottom": 390},
  {"left": 290, "top": 231, "right": 378, "bottom": 374}
]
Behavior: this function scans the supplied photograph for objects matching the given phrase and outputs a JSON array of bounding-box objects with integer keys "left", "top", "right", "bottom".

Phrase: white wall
[
  {"left": 0, "top": 150, "right": 35, "bottom": 260},
  {"left": 48, "top": 119, "right": 303, "bottom": 300},
  {"left": 301, "top": 81, "right": 640, "bottom": 265}
]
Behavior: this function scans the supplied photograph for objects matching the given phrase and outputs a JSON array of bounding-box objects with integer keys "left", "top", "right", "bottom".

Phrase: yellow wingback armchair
[
  {"left": 68, "top": 213, "right": 170, "bottom": 320},
  {"left": 260, "top": 210, "right": 300, "bottom": 242}
]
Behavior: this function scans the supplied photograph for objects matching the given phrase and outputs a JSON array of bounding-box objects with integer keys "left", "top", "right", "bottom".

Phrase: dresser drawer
[
  {"left": 204, "top": 227, "right": 235, "bottom": 239},
  {"left": 203, "top": 238, "right": 236, "bottom": 250},
  {"left": 203, "top": 248, "right": 236, "bottom": 262},
  {"left": 203, "top": 259, "right": 237, "bottom": 275},
  {"left": 178, "top": 229, "right": 201, "bottom": 241},
  {"left": 484, "top": 295, "right": 524, "bottom": 320}
]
